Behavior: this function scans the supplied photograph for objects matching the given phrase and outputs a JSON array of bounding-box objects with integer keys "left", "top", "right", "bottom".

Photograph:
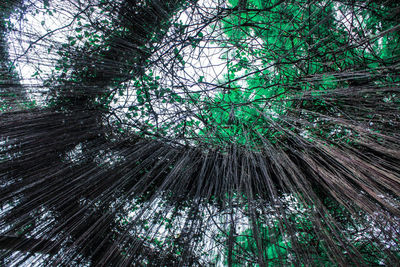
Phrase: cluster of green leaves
[
  {"left": 0, "top": 1, "right": 38, "bottom": 112},
  {"left": 190, "top": 0, "right": 399, "bottom": 149}
]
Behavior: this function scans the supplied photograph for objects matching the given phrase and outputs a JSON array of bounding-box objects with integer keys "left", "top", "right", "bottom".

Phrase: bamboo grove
[{"left": 0, "top": 0, "right": 399, "bottom": 265}]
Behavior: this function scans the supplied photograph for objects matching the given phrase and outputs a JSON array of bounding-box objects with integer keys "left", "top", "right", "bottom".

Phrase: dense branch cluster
[{"left": 0, "top": 0, "right": 399, "bottom": 266}]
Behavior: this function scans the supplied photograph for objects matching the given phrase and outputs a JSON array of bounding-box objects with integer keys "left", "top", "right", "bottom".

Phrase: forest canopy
[{"left": 0, "top": 0, "right": 399, "bottom": 266}]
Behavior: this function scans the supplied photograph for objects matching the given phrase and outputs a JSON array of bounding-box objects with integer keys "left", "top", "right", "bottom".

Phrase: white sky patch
[
  {"left": 7, "top": 0, "right": 107, "bottom": 105},
  {"left": 108, "top": 0, "right": 233, "bottom": 140},
  {"left": 333, "top": 1, "right": 385, "bottom": 54},
  {"left": 109, "top": 0, "right": 288, "bottom": 142}
]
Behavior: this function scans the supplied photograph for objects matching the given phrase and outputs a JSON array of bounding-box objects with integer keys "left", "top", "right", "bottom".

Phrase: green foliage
[{"left": 189, "top": 0, "right": 400, "bottom": 149}]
